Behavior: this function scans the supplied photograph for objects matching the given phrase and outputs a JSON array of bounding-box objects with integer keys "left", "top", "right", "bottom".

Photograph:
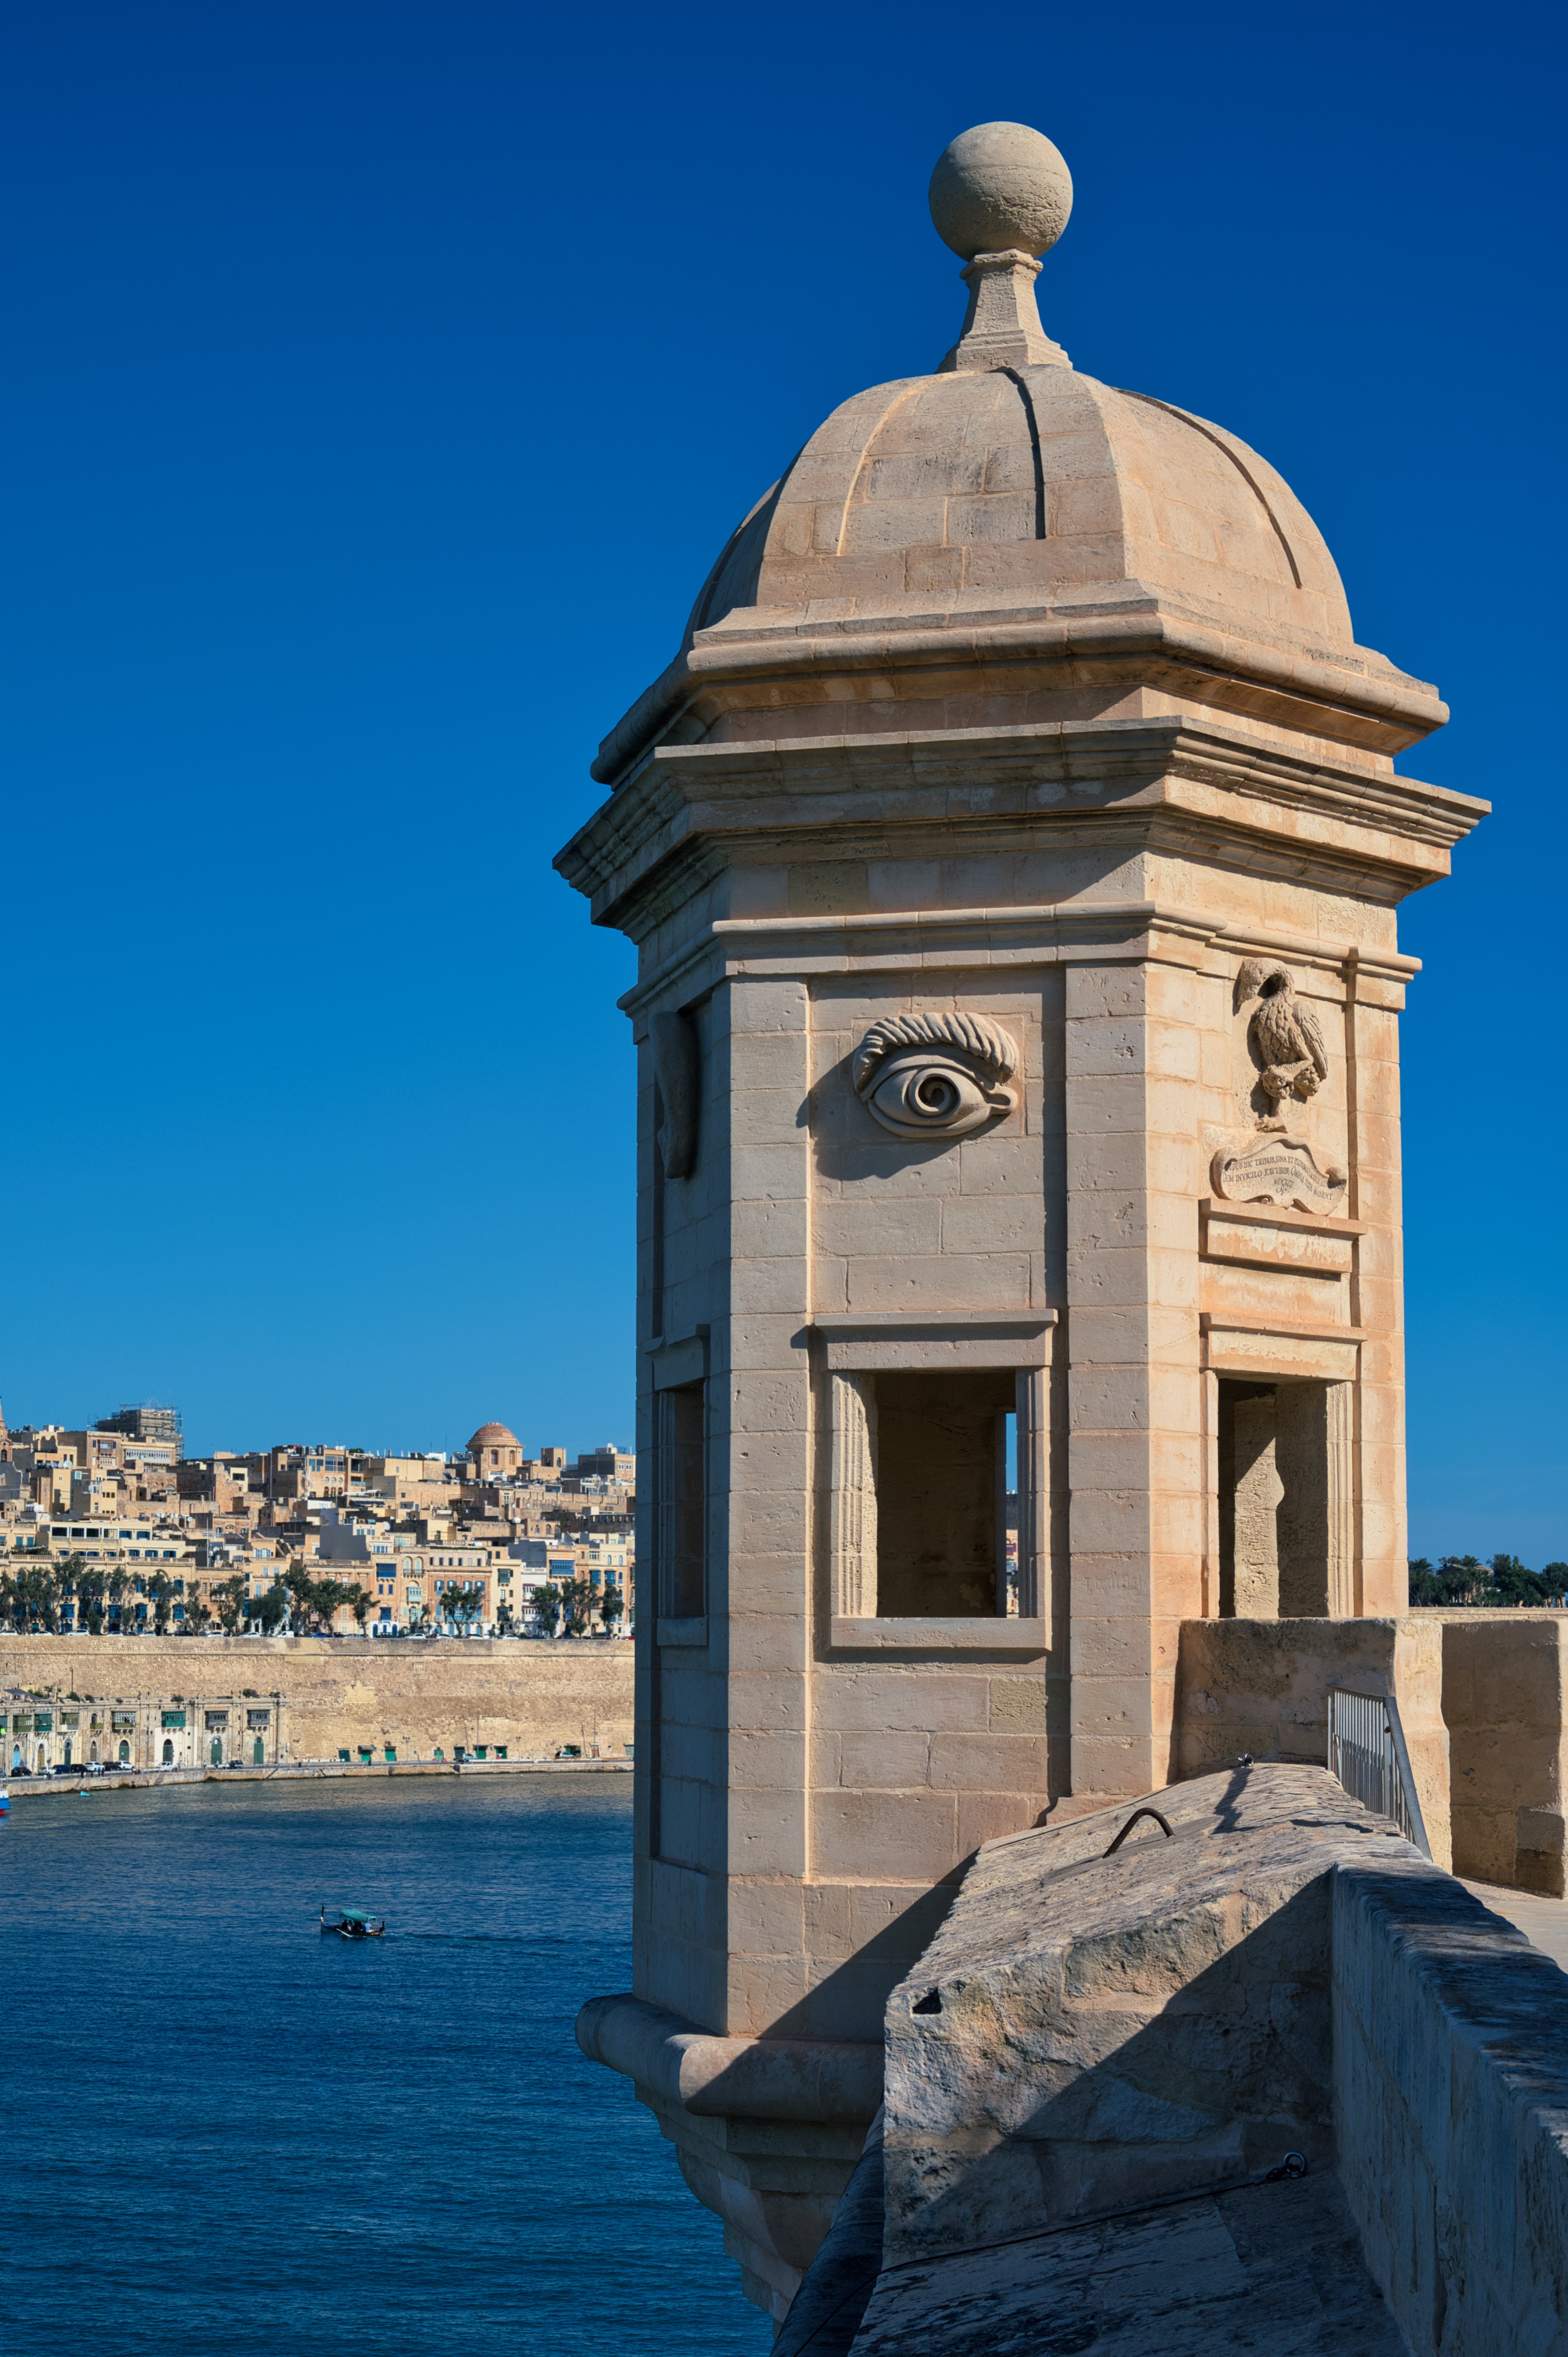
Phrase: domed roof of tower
[
  {"left": 590, "top": 122, "right": 1442, "bottom": 790},
  {"left": 468, "top": 1422, "right": 520, "bottom": 1451}
]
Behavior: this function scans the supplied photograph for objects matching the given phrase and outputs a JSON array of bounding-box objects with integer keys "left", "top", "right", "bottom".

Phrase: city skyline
[
  {"left": 0, "top": 1390, "right": 631, "bottom": 1467},
  {"left": 0, "top": 4, "right": 1558, "bottom": 1552}
]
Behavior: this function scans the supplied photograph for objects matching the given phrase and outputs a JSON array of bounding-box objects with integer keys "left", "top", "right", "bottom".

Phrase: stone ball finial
[{"left": 928, "top": 121, "right": 1074, "bottom": 261}]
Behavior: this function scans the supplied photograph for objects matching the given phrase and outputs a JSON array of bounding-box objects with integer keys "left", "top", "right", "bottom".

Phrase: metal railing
[{"left": 1327, "top": 1686, "right": 1431, "bottom": 1857}]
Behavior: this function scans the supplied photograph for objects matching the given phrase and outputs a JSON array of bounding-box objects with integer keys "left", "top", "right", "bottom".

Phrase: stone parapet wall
[
  {"left": 1175, "top": 1615, "right": 1450, "bottom": 1872},
  {"left": 0, "top": 1635, "right": 633, "bottom": 1765},
  {"left": 784, "top": 1776, "right": 1568, "bottom": 2356},
  {"left": 1334, "top": 1863, "right": 1568, "bottom": 2356},
  {"left": 1439, "top": 1612, "right": 1568, "bottom": 1891}
]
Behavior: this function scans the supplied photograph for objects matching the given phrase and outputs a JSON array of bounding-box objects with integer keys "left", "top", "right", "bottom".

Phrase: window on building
[
  {"left": 828, "top": 1367, "right": 1035, "bottom": 1620},
  {"left": 656, "top": 1381, "right": 705, "bottom": 1620}
]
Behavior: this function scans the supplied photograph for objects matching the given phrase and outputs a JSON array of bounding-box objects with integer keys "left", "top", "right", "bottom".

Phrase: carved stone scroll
[{"left": 1212, "top": 1135, "right": 1347, "bottom": 1217}]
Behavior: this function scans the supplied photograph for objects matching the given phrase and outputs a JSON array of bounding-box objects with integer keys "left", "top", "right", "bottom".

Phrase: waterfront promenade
[
  {"left": 2, "top": 1631, "right": 634, "bottom": 1773},
  {"left": 6, "top": 1752, "right": 630, "bottom": 1800}
]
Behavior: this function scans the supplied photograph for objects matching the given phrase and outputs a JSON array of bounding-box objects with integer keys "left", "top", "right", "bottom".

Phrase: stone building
[
  {"left": 467, "top": 1420, "right": 525, "bottom": 1478},
  {"left": 558, "top": 120, "right": 1484, "bottom": 2312}
]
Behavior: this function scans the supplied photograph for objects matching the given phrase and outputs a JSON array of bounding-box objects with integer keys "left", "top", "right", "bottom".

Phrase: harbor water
[{"left": 2, "top": 1773, "right": 770, "bottom": 2353}]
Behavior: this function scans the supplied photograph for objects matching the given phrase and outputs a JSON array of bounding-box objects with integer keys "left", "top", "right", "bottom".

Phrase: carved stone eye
[
  {"left": 852, "top": 1011, "right": 1021, "bottom": 1143},
  {"left": 863, "top": 1052, "right": 1008, "bottom": 1139}
]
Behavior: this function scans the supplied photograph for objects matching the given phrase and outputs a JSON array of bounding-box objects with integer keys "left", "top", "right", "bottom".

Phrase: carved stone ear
[{"left": 650, "top": 1010, "right": 700, "bottom": 1179}]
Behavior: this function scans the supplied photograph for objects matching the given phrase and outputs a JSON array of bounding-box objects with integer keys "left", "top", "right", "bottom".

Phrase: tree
[
  {"left": 444, "top": 1584, "right": 482, "bottom": 1636},
  {"left": 284, "top": 1569, "right": 368, "bottom": 1634},
  {"left": 530, "top": 1582, "right": 563, "bottom": 1638},
  {"left": 212, "top": 1574, "right": 250, "bottom": 1633},
  {"left": 250, "top": 1582, "right": 290, "bottom": 1634},
  {"left": 74, "top": 1561, "right": 108, "bottom": 1635},
  {"left": 11, "top": 1558, "right": 61, "bottom": 1633},
  {"left": 56, "top": 1554, "right": 85, "bottom": 1632},
  {"left": 598, "top": 1586, "right": 625, "bottom": 1636},
  {"left": 554, "top": 1576, "right": 598, "bottom": 1638},
  {"left": 1488, "top": 1553, "right": 1555, "bottom": 1608},
  {"left": 1409, "top": 1554, "right": 1568, "bottom": 1609},
  {"left": 103, "top": 1567, "right": 129, "bottom": 1635}
]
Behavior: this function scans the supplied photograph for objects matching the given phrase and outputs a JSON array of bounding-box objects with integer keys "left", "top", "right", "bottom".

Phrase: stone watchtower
[{"left": 560, "top": 124, "right": 1484, "bottom": 2314}]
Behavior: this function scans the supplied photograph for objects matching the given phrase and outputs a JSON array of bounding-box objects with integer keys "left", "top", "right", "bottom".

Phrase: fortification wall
[{"left": 0, "top": 1635, "right": 633, "bottom": 1766}]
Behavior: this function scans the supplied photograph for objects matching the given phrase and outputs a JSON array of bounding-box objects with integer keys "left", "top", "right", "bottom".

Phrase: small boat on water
[{"left": 320, "top": 1905, "right": 386, "bottom": 1939}]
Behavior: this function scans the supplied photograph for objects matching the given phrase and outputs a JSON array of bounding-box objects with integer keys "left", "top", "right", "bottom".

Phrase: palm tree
[{"left": 445, "top": 1584, "right": 482, "bottom": 1637}]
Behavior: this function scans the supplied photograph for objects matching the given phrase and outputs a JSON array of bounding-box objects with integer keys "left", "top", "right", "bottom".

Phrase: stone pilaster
[{"left": 1064, "top": 954, "right": 1204, "bottom": 1799}]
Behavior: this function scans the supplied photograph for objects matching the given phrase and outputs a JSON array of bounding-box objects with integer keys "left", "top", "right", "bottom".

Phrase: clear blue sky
[{"left": 0, "top": 2, "right": 1559, "bottom": 1556}]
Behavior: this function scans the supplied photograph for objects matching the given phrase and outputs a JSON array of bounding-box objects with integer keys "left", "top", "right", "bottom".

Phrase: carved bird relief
[{"left": 1234, "top": 961, "right": 1328, "bottom": 1129}]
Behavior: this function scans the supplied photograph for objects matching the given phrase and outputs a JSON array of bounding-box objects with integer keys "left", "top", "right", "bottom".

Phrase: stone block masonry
[
  {"left": 1439, "top": 1611, "right": 1568, "bottom": 1893},
  {"left": 0, "top": 1635, "right": 633, "bottom": 1769},
  {"left": 834, "top": 1762, "right": 1568, "bottom": 2357},
  {"left": 557, "top": 113, "right": 1487, "bottom": 2327},
  {"left": 1174, "top": 1612, "right": 1451, "bottom": 1871}
]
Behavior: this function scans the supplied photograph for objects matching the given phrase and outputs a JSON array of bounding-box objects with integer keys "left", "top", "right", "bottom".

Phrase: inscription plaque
[{"left": 1211, "top": 1135, "right": 1348, "bottom": 1216}]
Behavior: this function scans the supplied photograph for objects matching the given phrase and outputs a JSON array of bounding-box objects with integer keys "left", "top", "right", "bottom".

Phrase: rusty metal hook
[{"left": 1104, "top": 1805, "right": 1174, "bottom": 1856}]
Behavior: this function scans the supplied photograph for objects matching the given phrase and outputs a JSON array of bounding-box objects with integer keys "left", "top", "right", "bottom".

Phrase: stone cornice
[
  {"left": 617, "top": 895, "right": 1422, "bottom": 1021},
  {"left": 555, "top": 717, "right": 1487, "bottom": 941},
  {"left": 589, "top": 593, "right": 1448, "bottom": 787}
]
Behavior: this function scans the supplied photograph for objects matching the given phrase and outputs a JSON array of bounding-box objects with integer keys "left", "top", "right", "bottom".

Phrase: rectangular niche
[
  {"left": 1216, "top": 1375, "right": 1353, "bottom": 1619},
  {"left": 655, "top": 1376, "right": 707, "bottom": 1636},
  {"left": 816, "top": 1312, "right": 1052, "bottom": 1653}
]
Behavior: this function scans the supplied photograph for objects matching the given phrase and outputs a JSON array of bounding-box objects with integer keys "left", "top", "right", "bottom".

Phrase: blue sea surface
[{"left": 2, "top": 1774, "right": 771, "bottom": 2353}]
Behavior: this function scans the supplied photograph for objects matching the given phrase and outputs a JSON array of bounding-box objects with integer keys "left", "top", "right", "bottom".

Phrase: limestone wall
[
  {"left": 1334, "top": 1862, "right": 1568, "bottom": 2356},
  {"left": 1440, "top": 1611, "right": 1568, "bottom": 1890},
  {"left": 0, "top": 1635, "right": 633, "bottom": 1766},
  {"left": 1175, "top": 1615, "right": 1450, "bottom": 1872}
]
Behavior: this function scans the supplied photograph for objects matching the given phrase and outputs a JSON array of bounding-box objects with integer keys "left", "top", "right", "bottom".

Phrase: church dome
[
  {"left": 589, "top": 123, "right": 1442, "bottom": 789},
  {"left": 467, "top": 1422, "right": 519, "bottom": 1451}
]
